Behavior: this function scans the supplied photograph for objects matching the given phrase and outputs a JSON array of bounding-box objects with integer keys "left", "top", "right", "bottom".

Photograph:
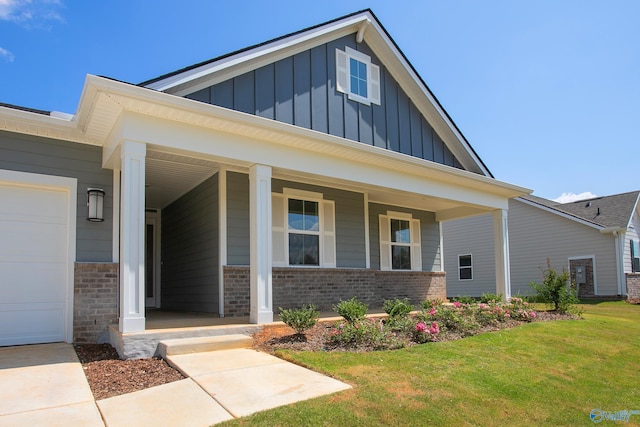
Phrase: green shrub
[
  {"left": 278, "top": 304, "right": 319, "bottom": 335},
  {"left": 333, "top": 297, "right": 368, "bottom": 323},
  {"left": 328, "top": 318, "right": 408, "bottom": 350},
  {"left": 480, "top": 292, "right": 503, "bottom": 304},
  {"left": 421, "top": 299, "right": 444, "bottom": 309},
  {"left": 452, "top": 295, "right": 476, "bottom": 305},
  {"left": 383, "top": 298, "right": 414, "bottom": 319},
  {"left": 529, "top": 261, "right": 580, "bottom": 313}
]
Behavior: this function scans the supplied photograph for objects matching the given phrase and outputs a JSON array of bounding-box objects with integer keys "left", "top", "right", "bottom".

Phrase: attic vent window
[{"left": 335, "top": 47, "right": 381, "bottom": 106}]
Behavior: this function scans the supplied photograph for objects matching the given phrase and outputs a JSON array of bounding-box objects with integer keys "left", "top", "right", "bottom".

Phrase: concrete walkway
[
  {"left": 0, "top": 344, "right": 351, "bottom": 427},
  {"left": 0, "top": 343, "right": 103, "bottom": 427}
]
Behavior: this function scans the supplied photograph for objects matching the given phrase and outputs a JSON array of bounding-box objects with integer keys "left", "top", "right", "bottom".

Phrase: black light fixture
[{"left": 87, "top": 188, "right": 105, "bottom": 222}]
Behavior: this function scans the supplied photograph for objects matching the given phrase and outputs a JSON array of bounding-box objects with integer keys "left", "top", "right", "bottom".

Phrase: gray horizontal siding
[
  {"left": 0, "top": 130, "right": 113, "bottom": 262},
  {"left": 226, "top": 172, "right": 250, "bottom": 265},
  {"left": 442, "top": 214, "right": 496, "bottom": 297},
  {"left": 368, "top": 203, "right": 440, "bottom": 272},
  {"left": 272, "top": 180, "right": 366, "bottom": 268},
  {"left": 161, "top": 174, "right": 218, "bottom": 312},
  {"left": 185, "top": 35, "right": 462, "bottom": 170},
  {"left": 442, "top": 199, "right": 620, "bottom": 297}
]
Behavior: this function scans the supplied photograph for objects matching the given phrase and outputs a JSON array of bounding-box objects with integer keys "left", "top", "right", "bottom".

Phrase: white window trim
[
  {"left": 379, "top": 211, "right": 421, "bottom": 272},
  {"left": 335, "top": 46, "right": 381, "bottom": 106},
  {"left": 458, "top": 254, "right": 473, "bottom": 281},
  {"left": 272, "top": 188, "right": 336, "bottom": 268}
]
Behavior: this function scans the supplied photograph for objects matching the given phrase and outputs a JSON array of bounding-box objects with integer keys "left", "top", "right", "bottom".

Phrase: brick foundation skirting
[
  {"left": 626, "top": 273, "right": 640, "bottom": 300},
  {"left": 223, "top": 266, "right": 446, "bottom": 317},
  {"left": 74, "top": 263, "right": 118, "bottom": 343}
]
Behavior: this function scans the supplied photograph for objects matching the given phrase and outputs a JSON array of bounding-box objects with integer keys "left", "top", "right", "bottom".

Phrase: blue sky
[{"left": 1, "top": 1, "right": 638, "bottom": 202}]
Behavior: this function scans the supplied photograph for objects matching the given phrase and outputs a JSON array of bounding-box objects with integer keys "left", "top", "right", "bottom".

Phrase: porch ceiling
[{"left": 145, "top": 150, "right": 219, "bottom": 209}]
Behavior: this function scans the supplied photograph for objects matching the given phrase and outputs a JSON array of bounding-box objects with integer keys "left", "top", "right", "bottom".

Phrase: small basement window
[{"left": 458, "top": 254, "right": 473, "bottom": 280}]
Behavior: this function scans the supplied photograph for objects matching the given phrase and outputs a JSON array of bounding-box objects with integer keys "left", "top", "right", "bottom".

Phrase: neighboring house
[
  {"left": 443, "top": 192, "right": 640, "bottom": 299},
  {"left": 0, "top": 9, "right": 528, "bottom": 348}
]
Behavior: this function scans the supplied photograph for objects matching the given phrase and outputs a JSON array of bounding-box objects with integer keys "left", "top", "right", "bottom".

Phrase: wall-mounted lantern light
[{"left": 87, "top": 188, "right": 105, "bottom": 222}]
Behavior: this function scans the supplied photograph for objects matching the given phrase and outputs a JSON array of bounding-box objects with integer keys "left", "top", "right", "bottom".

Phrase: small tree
[{"left": 529, "top": 260, "right": 579, "bottom": 313}]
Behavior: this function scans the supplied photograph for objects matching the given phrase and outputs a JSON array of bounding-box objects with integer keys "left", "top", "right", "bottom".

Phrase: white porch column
[
  {"left": 493, "top": 208, "right": 512, "bottom": 300},
  {"left": 119, "top": 141, "right": 146, "bottom": 332},
  {"left": 249, "top": 164, "right": 273, "bottom": 324}
]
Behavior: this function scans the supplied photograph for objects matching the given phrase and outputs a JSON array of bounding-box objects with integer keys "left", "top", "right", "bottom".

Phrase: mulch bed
[
  {"left": 75, "top": 311, "right": 575, "bottom": 400},
  {"left": 74, "top": 344, "right": 185, "bottom": 400},
  {"left": 253, "top": 311, "right": 577, "bottom": 353}
]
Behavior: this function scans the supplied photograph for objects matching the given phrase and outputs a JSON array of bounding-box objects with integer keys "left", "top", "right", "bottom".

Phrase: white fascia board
[
  {"left": 145, "top": 14, "right": 371, "bottom": 94},
  {"left": 115, "top": 111, "right": 515, "bottom": 210},
  {"left": 515, "top": 197, "right": 605, "bottom": 231},
  {"left": 0, "top": 105, "right": 90, "bottom": 144},
  {"left": 625, "top": 194, "right": 640, "bottom": 229}
]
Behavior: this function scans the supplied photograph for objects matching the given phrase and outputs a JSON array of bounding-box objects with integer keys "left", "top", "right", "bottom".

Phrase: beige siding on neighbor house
[
  {"left": 623, "top": 209, "right": 640, "bottom": 273},
  {"left": 509, "top": 199, "right": 618, "bottom": 295},
  {"left": 443, "top": 199, "right": 619, "bottom": 297},
  {"left": 442, "top": 214, "right": 496, "bottom": 297}
]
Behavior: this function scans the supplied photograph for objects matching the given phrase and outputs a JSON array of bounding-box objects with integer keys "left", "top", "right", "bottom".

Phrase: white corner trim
[
  {"left": 112, "top": 169, "right": 120, "bottom": 263},
  {"left": 218, "top": 168, "right": 227, "bottom": 317},
  {"left": 364, "top": 192, "right": 371, "bottom": 269}
]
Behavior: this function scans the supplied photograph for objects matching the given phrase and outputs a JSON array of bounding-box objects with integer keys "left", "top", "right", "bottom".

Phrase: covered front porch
[{"left": 84, "top": 76, "right": 527, "bottom": 338}]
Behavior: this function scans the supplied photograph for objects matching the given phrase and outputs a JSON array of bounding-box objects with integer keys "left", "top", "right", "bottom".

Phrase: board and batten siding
[
  {"left": 185, "top": 35, "right": 463, "bottom": 170},
  {"left": 442, "top": 214, "right": 496, "bottom": 297},
  {"left": 0, "top": 130, "right": 113, "bottom": 262},
  {"left": 272, "top": 179, "right": 366, "bottom": 268},
  {"left": 368, "top": 202, "right": 441, "bottom": 272},
  {"left": 161, "top": 174, "right": 218, "bottom": 312}
]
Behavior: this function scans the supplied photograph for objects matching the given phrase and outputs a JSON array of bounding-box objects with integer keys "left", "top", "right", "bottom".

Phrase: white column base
[{"left": 119, "top": 317, "right": 146, "bottom": 333}]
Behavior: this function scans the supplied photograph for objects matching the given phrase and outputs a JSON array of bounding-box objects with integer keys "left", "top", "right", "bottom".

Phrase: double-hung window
[
  {"left": 335, "top": 46, "right": 381, "bottom": 105},
  {"left": 272, "top": 188, "right": 336, "bottom": 268},
  {"left": 379, "top": 212, "right": 421, "bottom": 271},
  {"left": 458, "top": 254, "right": 473, "bottom": 280},
  {"left": 631, "top": 240, "right": 640, "bottom": 272}
]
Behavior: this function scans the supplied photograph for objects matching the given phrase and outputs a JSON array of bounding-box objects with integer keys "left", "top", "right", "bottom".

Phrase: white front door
[{"left": 145, "top": 212, "right": 161, "bottom": 308}]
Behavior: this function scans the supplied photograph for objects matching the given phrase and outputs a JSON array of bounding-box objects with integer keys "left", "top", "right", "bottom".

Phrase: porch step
[{"left": 158, "top": 334, "right": 253, "bottom": 358}]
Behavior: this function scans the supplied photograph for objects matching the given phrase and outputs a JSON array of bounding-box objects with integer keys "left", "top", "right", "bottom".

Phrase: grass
[{"left": 219, "top": 302, "right": 640, "bottom": 426}]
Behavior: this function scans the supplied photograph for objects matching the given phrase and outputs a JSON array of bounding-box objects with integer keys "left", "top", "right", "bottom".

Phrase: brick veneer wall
[
  {"left": 74, "top": 263, "right": 118, "bottom": 343},
  {"left": 223, "top": 266, "right": 446, "bottom": 317},
  {"left": 626, "top": 273, "right": 640, "bottom": 300}
]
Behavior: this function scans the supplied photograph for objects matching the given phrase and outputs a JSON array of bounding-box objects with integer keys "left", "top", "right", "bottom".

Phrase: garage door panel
[
  {"left": 0, "top": 186, "right": 67, "bottom": 219},
  {"left": 0, "top": 221, "right": 67, "bottom": 260},
  {"left": 0, "top": 263, "right": 66, "bottom": 302},
  {"left": 0, "top": 303, "right": 65, "bottom": 346},
  {"left": 0, "top": 178, "right": 72, "bottom": 346}
]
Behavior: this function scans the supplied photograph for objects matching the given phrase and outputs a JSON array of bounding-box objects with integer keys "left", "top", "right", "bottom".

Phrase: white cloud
[
  {"left": 553, "top": 192, "right": 598, "bottom": 204},
  {"left": 0, "top": 0, "right": 63, "bottom": 27},
  {"left": 0, "top": 47, "right": 15, "bottom": 62}
]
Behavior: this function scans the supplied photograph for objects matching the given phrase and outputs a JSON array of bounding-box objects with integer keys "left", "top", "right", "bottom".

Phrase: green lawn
[{"left": 220, "top": 302, "right": 640, "bottom": 426}]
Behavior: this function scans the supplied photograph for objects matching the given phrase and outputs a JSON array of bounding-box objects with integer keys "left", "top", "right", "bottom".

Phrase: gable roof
[
  {"left": 141, "top": 9, "right": 493, "bottom": 177},
  {"left": 518, "top": 191, "right": 640, "bottom": 230},
  {"left": 555, "top": 191, "right": 640, "bottom": 229}
]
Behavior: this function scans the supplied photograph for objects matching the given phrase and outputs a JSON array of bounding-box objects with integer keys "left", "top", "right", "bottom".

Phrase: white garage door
[{"left": 0, "top": 173, "right": 75, "bottom": 346}]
